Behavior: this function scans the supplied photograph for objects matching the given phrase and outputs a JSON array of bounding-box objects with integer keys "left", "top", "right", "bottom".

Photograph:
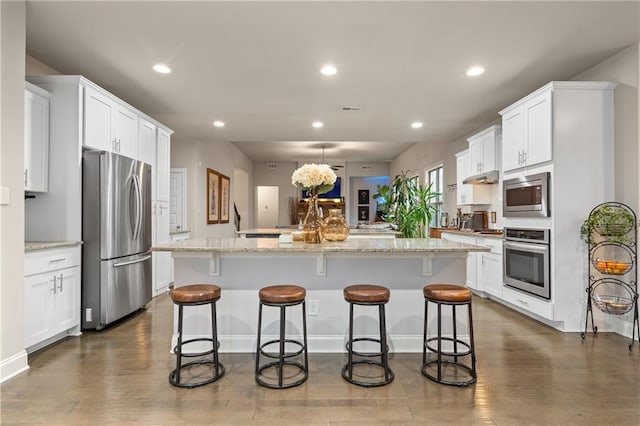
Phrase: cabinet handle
[
  {"left": 522, "top": 151, "right": 527, "bottom": 165},
  {"left": 51, "top": 276, "right": 57, "bottom": 294},
  {"left": 516, "top": 299, "right": 529, "bottom": 306},
  {"left": 49, "top": 258, "right": 67, "bottom": 263},
  {"left": 24, "top": 169, "right": 28, "bottom": 186},
  {"left": 57, "top": 273, "right": 63, "bottom": 292}
]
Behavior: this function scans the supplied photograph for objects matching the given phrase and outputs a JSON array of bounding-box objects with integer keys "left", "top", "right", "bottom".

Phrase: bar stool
[
  {"left": 422, "top": 284, "right": 477, "bottom": 387},
  {"left": 342, "top": 284, "right": 394, "bottom": 387},
  {"left": 169, "top": 284, "right": 225, "bottom": 388},
  {"left": 255, "top": 285, "right": 308, "bottom": 389}
]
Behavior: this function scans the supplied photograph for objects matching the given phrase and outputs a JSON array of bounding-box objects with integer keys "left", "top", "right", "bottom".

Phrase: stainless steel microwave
[{"left": 503, "top": 172, "right": 550, "bottom": 217}]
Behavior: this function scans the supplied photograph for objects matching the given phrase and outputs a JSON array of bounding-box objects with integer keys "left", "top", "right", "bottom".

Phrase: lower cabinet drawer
[
  {"left": 25, "top": 246, "right": 81, "bottom": 276},
  {"left": 502, "top": 286, "right": 554, "bottom": 320}
]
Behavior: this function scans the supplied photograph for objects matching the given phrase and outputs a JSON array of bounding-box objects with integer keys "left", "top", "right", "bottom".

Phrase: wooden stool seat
[
  {"left": 344, "top": 284, "right": 390, "bottom": 304},
  {"left": 171, "top": 284, "right": 221, "bottom": 304},
  {"left": 423, "top": 284, "right": 472, "bottom": 303},
  {"left": 259, "top": 285, "right": 306, "bottom": 304}
]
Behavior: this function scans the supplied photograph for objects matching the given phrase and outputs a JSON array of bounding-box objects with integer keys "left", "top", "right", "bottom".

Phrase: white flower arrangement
[{"left": 291, "top": 163, "right": 337, "bottom": 195}]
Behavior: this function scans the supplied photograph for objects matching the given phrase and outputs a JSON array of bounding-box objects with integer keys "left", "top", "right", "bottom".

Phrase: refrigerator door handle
[
  {"left": 132, "top": 175, "right": 142, "bottom": 241},
  {"left": 113, "top": 254, "right": 152, "bottom": 268}
]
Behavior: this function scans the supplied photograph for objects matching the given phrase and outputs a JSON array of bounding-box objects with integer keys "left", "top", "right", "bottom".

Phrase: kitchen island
[{"left": 153, "top": 237, "right": 489, "bottom": 353}]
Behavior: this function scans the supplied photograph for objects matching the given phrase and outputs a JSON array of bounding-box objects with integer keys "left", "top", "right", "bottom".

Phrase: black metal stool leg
[
  {"left": 255, "top": 302, "right": 263, "bottom": 379},
  {"left": 452, "top": 304, "right": 458, "bottom": 364},
  {"left": 379, "top": 304, "right": 390, "bottom": 381},
  {"left": 278, "top": 305, "right": 286, "bottom": 388},
  {"left": 175, "top": 304, "right": 184, "bottom": 384},
  {"left": 302, "top": 301, "right": 309, "bottom": 376},
  {"left": 468, "top": 300, "right": 477, "bottom": 380},
  {"left": 348, "top": 302, "right": 354, "bottom": 380},
  {"left": 422, "top": 298, "right": 428, "bottom": 366},
  {"left": 437, "top": 301, "right": 442, "bottom": 383}
]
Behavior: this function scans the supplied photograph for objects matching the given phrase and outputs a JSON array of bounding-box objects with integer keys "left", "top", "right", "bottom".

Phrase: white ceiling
[{"left": 25, "top": 1, "right": 640, "bottom": 163}]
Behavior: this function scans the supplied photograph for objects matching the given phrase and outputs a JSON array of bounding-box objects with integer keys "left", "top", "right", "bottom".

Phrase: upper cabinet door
[
  {"left": 524, "top": 90, "right": 552, "bottom": 167},
  {"left": 501, "top": 106, "right": 525, "bottom": 172},
  {"left": 24, "top": 86, "right": 50, "bottom": 192},
  {"left": 138, "top": 119, "right": 156, "bottom": 167},
  {"left": 113, "top": 104, "right": 139, "bottom": 159},
  {"left": 84, "top": 86, "right": 114, "bottom": 152}
]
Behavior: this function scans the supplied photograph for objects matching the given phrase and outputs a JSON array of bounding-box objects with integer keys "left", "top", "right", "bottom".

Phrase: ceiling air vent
[
  {"left": 266, "top": 163, "right": 278, "bottom": 169},
  {"left": 341, "top": 106, "right": 362, "bottom": 111}
]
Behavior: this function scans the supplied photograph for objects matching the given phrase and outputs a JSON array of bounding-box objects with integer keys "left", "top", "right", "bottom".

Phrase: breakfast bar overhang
[{"left": 153, "top": 238, "right": 490, "bottom": 353}]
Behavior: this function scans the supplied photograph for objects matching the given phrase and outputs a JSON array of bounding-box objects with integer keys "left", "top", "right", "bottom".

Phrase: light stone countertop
[
  {"left": 152, "top": 237, "right": 490, "bottom": 253},
  {"left": 237, "top": 227, "right": 401, "bottom": 236},
  {"left": 440, "top": 229, "right": 504, "bottom": 239},
  {"left": 25, "top": 241, "right": 83, "bottom": 251}
]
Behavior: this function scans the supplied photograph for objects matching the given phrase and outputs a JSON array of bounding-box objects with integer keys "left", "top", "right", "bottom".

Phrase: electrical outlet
[
  {"left": 0, "top": 186, "right": 10, "bottom": 205},
  {"left": 308, "top": 299, "right": 319, "bottom": 316}
]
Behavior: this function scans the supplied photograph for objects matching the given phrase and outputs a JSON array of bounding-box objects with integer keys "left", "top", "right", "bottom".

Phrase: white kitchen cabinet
[
  {"left": 24, "top": 246, "right": 81, "bottom": 351},
  {"left": 501, "top": 87, "right": 552, "bottom": 172},
  {"left": 24, "top": 83, "right": 50, "bottom": 192},
  {"left": 155, "top": 128, "right": 171, "bottom": 203},
  {"left": 467, "top": 125, "right": 500, "bottom": 175},
  {"left": 455, "top": 150, "right": 491, "bottom": 206},
  {"left": 138, "top": 119, "right": 156, "bottom": 167},
  {"left": 477, "top": 237, "right": 503, "bottom": 299},
  {"left": 84, "top": 85, "right": 139, "bottom": 158}
]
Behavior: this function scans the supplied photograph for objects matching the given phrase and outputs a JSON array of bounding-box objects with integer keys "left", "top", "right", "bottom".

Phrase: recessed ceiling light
[
  {"left": 153, "top": 64, "right": 171, "bottom": 74},
  {"left": 320, "top": 65, "right": 337, "bottom": 76},
  {"left": 312, "top": 121, "right": 324, "bottom": 128},
  {"left": 411, "top": 122, "right": 423, "bottom": 129},
  {"left": 466, "top": 66, "right": 485, "bottom": 77},
  {"left": 213, "top": 121, "right": 225, "bottom": 128}
]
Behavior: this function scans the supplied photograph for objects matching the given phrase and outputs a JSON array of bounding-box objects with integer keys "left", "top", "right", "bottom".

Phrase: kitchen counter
[
  {"left": 440, "top": 229, "right": 504, "bottom": 239},
  {"left": 25, "top": 241, "right": 83, "bottom": 251},
  {"left": 155, "top": 237, "right": 488, "bottom": 353}
]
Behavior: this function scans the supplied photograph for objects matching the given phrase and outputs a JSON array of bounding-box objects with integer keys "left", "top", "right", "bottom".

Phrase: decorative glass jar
[
  {"left": 322, "top": 209, "right": 349, "bottom": 241},
  {"left": 302, "top": 195, "right": 323, "bottom": 243}
]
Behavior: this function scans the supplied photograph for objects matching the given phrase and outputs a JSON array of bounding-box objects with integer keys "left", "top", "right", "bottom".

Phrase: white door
[
  {"left": 169, "top": 170, "right": 185, "bottom": 231},
  {"left": 256, "top": 186, "right": 279, "bottom": 228}
]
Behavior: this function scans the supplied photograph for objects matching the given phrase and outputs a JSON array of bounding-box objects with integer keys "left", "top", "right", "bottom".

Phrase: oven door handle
[{"left": 504, "top": 240, "right": 548, "bottom": 254}]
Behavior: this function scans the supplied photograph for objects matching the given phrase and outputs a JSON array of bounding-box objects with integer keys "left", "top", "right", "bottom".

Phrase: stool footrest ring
[
  {"left": 425, "top": 336, "right": 472, "bottom": 357},
  {"left": 345, "top": 337, "right": 389, "bottom": 358},
  {"left": 259, "top": 339, "right": 305, "bottom": 360},
  {"left": 173, "top": 337, "right": 220, "bottom": 358}
]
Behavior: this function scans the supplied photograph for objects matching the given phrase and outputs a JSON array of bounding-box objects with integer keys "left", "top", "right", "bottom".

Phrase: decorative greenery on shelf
[
  {"left": 373, "top": 171, "right": 440, "bottom": 238},
  {"left": 580, "top": 203, "right": 637, "bottom": 245}
]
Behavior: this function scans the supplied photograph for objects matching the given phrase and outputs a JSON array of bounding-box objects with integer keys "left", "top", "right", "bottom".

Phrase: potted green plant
[
  {"left": 373, "top": 171, "right": 440, "bottom": 238},
  {"left": 580, "top": 203, "right": 636, "bottom": 245}
]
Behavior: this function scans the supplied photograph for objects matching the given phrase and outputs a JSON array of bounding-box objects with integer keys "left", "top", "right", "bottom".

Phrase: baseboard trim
[{"left": 1, "top": 350, "right": 29, "bottom": 384}]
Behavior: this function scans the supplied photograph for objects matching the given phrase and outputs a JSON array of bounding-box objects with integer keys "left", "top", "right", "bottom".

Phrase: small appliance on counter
[{"left": 471, "top": 211, "right": 488, "bottom": 231}]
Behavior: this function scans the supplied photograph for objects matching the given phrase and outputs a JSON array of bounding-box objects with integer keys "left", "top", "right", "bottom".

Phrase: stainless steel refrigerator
[{"left": 82, "top": 151, "right": 153, "bottom": 330}]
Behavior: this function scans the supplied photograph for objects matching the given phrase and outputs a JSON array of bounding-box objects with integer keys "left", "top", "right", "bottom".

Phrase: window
[{"left": 427, "top": 165, "right": 444, "bottom": 227}]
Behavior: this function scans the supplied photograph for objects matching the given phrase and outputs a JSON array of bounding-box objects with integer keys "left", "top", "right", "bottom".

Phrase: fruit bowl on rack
[
  {"left": 592, "top": 294, "right": 634, "bottom": 315},
  {"left": 593, "top": 259, "right": 632, "bottom": 275}
]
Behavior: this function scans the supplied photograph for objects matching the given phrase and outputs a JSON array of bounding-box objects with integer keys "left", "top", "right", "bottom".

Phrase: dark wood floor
[{"left": 2, "top": 293, "right": 640, "bottom": 425}]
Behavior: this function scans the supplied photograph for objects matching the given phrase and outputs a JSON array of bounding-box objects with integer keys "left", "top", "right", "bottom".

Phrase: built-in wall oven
[{"left": 503, "top": 228, "right": 550, "bottom": 299}]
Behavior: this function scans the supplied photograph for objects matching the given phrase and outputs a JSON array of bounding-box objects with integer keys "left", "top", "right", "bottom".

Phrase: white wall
[
  {"left": 253, "top": 162, "right": 298, "bottom": 226},
  {"left": 170, "top": 138, "right": 253, "bottom": 238},
  {"left": 1, "top": 0, "right": 28, "bottom": 383},
  {"left": 572, "top": 44, "right": 639, "bottom": 210}
]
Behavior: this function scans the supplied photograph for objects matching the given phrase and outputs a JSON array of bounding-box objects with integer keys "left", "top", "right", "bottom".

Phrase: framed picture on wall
[
  {"left": 358, "top": 206, "right": 369, "bottom": 222},
  {"left": 219, "top": 173, "right": 230, "bottom": 223},
  {"left": 207, "top": 168, "right": 220, "bottom": 224},
  {"left": 358, "top": 189, "right": 370, "bottom": 205}
]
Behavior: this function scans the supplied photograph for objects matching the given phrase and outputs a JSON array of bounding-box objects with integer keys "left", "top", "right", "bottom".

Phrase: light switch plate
[{"left": 0, "top": 187, "right": 10, "bottom": 205}]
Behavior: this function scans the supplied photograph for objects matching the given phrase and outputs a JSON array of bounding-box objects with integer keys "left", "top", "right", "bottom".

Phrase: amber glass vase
[
  {"left": 322, "top": 209, "right": 349, "bottom": 241},
  {"left": 302, "top": 195, "right": 323, "bottom": 243}
]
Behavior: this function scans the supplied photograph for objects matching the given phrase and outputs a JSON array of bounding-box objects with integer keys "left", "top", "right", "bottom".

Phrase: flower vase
[
  {"left": 322, "top": 209, "right": 349, "bottom": 241},
  {"left": 302, "top": 195, "right": 323, "bottom": 243}
]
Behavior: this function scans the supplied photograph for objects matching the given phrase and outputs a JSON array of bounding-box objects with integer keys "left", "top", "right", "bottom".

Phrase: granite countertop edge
[{"left": 25, "top": 241, "right": 83, "bottom": 251}]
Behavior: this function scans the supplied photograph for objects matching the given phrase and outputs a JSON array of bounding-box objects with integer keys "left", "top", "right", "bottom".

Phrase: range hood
[{"left": 462, "top": 170, "right": 499, "bottom": 185}]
